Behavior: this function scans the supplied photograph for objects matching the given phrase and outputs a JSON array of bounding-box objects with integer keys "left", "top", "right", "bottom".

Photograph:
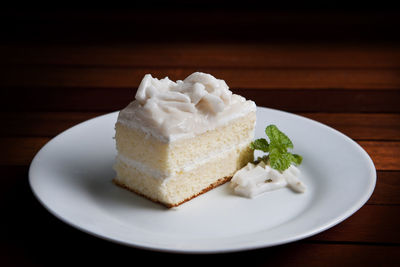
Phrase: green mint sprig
[{"left": 250, "top": 125, "right": 302, "bottom": 172}]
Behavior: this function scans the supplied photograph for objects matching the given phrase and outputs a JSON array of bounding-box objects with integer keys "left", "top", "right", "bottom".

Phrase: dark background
[{"left": 2, "top": 3, "right": 400, "bottom": 44}]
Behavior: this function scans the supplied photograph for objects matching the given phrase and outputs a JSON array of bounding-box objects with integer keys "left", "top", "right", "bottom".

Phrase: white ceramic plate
[{"left": 29, "top": 107, "right": 376, "bottom": 253}]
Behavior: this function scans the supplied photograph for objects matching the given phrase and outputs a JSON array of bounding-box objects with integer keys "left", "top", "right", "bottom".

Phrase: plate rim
[{"left": 28, "top": 106, "right": 377, "bottom": 253}]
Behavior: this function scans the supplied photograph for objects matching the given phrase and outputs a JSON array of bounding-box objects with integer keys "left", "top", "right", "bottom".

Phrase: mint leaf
[
  {"left": 265, "top": 125, "right": 293, "bottom": 150},
  {"left": 269, "top": 148, "right": 292, "bottom": 171},
  {"left": 250, "top": 138, "right": 269, "bottom": 152},
  {"left": 251, "top": 124, "right": 302, "bottom": 172},
  {"left": 290, "top": 154, "right": 303, "bottom": 165}
]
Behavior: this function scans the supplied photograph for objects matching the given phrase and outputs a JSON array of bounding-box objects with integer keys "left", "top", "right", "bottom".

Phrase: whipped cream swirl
[
  {"left": 117, "top": 72, "right": 256, "bottom": 142},
  {"left": 230, "top": 161, "right": 306, "bottom": 198}
]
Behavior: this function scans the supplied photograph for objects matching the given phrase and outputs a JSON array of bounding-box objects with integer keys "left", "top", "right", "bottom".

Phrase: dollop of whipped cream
[
  {"left": 230, "top": 161, "right": 305, "bottom": 198},
  {"left": 117, "top": 72, "right": 256, "bottom": 142}
]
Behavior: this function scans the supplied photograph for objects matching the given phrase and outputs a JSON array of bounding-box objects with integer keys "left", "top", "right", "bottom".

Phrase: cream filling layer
[{"left": 116, "top": 139, "right": 252, "bottom": 181}]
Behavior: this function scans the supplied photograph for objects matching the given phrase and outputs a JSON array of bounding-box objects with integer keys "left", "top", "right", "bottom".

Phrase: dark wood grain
[
  {"left": 360, "top": 141, "right": 400, "bottom": 171},
  {"left": 369, "top": 172, "right": 400, "bottom": 205},
  {"left": 1, "top": 112, "right": 102, "bottom": 137},
  {"left": 1, "top": 137, "right": 49, "bottom": 166},
  {"left": 300, "top": 113, "right": 400, "bottom": 141},
  {"left": 2, "top": 44, "right": 400, "bottom": 68},
  {"left": 2, "top": 66, "right": 400, "bottom": 89},
  {"left": 3, "top": 235, "right": 399, "bottom": 267},
  {"left": 2, "top": 112, "right": 400, "bottom": 141},
  {"left": 309, "top": 204, "right": 400, "bottom": 243},
  {"left": 3, "top": 88, "right": 400, "bottom": 113}
]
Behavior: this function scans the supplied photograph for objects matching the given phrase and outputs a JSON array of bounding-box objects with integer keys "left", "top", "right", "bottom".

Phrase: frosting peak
[
  {"left": 118, "top": 72, "right": 256, "bottom": 142},
  {"left": 135, "top": 72, "right": 232, "bottom": 114}
]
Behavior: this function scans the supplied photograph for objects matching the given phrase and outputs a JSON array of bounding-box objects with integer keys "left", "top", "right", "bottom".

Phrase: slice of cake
[{"left": 113, "top": 72, "right": 256, "bottom": 207}]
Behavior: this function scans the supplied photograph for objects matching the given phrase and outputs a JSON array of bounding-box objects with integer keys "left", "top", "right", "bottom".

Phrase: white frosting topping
[
  {"left": 117, "top": 72, "right": 256, "bottom": 142},
  {"left": 230, "top": 162, "right": 305, "bottom": 198}
]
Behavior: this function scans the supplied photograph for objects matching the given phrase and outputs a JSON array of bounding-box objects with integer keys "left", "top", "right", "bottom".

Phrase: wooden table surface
[{"left": 1, "top": 8, "right": 400, "bottom": 266}]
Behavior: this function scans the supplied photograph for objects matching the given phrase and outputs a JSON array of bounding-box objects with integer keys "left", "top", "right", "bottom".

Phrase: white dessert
[
  {"left": 114, "top": 72, "right": 256, "bottom": 207},
  {"left": 230, "top": 161, "right": 305, "bottom": 198}
]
